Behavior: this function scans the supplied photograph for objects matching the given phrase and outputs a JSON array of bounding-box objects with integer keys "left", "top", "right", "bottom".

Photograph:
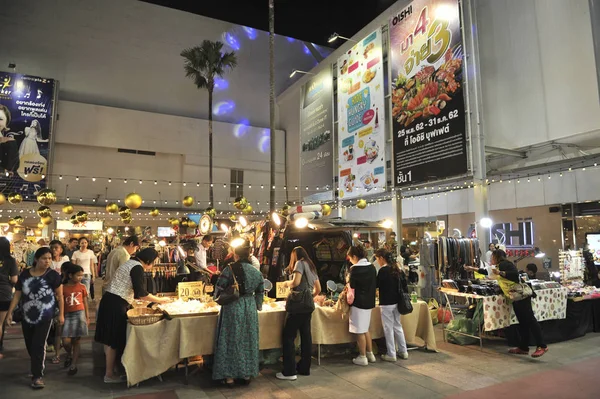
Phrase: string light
[
  {"left": 92, "top": 177, "right": 96, "bottom": 182},
  {"left": 169, "top": 181, "right": 172, "bottom": 186},
  {"left": 75, "top": 176, "right": 79, "bottom": 181},
  {"left": 108, "top": 178, "right": 112, "bottom": 183},
  {"left": 155, "top": 181, "right": 158, "bottom": 185},
  {"left": 139, "top": 180, "right": 142, "bottom": 184},
  {"left": 124, "top": 179, "right": 127, "bottom": 183}
]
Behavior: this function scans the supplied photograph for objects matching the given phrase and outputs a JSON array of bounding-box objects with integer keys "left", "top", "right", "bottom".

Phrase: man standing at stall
[
  {"left": 102, "top": 235, "right": 140, "bottom": 295},
  {"left": 193, "top": 235, "right": 216, "bottom": 281}
]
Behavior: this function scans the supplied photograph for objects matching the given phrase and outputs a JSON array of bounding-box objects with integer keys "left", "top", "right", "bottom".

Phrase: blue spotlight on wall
[
  {"left": 213, "top": 100, "right": 235, "bottom": 115},
  {"left": 286, "top": 36, "right": 295, "bottom": 43},
  {"left": 303, "top": 44, "right": 311, "bottom": 55},
  {"left": 233, "top": 119, "right": 250, "bottom": 138},
  {"left": 259, "top": 129, "right": 270, "bottom": 153},
  {"left": 224, "top": 32, "right": 241, "bottom": 50},
  {"left": 242, "top": 26, "right": 257, "bottom": 40},
  {"left": 214, "top": 77, "right": 229, "bottom": 91}
]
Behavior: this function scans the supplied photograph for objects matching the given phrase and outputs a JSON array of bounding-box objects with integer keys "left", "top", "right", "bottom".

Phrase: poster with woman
[
  {"left": 0, "top": 71, "right": 57, "bottom": 199},
  {"left": 337, "top": 28, "right": 386, "bottom": 200}
]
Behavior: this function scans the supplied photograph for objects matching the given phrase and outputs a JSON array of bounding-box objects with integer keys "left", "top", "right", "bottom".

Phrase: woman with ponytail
[{"left": 375, "top": 248, "right": 408, "bottom": 362}]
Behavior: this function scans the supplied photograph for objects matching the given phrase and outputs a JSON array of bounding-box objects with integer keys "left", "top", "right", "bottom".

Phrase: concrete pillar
[
  {"left": 392, "top": 195, "right": 402, "bottom": 254},
  {"left": 463, "top": 0, "right": 489, "bottom": 250}
]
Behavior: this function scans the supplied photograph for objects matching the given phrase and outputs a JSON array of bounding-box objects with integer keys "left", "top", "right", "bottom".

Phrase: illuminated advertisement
[{"left": 0, "top": 71, "right": 57, "bottom": 199}]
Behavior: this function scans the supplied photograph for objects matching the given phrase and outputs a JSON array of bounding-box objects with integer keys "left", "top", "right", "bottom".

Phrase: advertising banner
[
  {"left": 0, "top": 71, "right": 57, "bottom": 198},
  {"left": 300, "top": 67, "right": 334, "bottom": 201},
  {"left": 389, "top": 0, "right": 467, "bottom": 187},
  {"left": 337, "top": 28, "right": 386, "bottom": 200}
]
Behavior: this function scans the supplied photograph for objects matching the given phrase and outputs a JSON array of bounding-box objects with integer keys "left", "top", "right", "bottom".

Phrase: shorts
[{"left": 0, "top": 301, "right": 10, "bottom": 312}]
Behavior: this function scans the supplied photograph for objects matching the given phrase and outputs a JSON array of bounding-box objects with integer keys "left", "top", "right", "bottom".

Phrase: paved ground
[{"left": 0, "top": 308, "right": 599, "bottom": 399}]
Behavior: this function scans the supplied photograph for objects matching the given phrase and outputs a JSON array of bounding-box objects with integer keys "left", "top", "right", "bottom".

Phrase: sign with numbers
[
  {"left": 389, "top": 0, "right": 468, "bottom": 187},
  {"left": 178, "top": 281, "right": 204, "bottom": 301},
  {"left": 276, "top": 282, "right": 291, "bottom": 299}
]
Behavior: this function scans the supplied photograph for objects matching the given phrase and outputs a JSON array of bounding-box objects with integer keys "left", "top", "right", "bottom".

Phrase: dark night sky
[{"left": 141, "top": 0, "right": 398, "bottom": 46}]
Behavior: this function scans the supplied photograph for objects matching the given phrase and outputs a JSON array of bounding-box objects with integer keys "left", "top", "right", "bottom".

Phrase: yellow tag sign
[
  {"left": 204, "top": 285, "right": 214, "bottom": 294},
  {"left": 178, "top": 281, "right": 204, "bottom": 301},
  {"left": 276, "top": 282, "right": 291, "bottom": 299}
]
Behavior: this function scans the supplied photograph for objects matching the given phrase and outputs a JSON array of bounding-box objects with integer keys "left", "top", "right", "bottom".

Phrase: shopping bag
[
  {"left": 438, "top": 306, "right": 453, "bottom": 324},
  {"left": 446, "top": 318, "right": 479, "bottom": 345},
  {"left": 428, "top": 298, "right": 439, "bottom": 325}
]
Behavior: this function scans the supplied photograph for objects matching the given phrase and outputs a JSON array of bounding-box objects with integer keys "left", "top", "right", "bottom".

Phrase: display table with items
[
  {"left": 439, "top": 279, "right": 569, "bottom": 348},
  {"left": 122, "top": 299, "right": 437, "bottom": 386}
]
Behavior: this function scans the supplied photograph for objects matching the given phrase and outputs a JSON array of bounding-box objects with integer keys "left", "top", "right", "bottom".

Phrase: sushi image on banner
[
  {"left": 337, "top": 28, "right": 386, "bottom": 200},
  {"left": 0, "top": 71, "right": 57, "bottom": 199}
]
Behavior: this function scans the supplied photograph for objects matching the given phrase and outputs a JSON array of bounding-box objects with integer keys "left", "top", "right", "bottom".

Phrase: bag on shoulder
[
  {"left": 508, "top": 282, "right": 533, "bottom": 302},
  {"left": 285, "top": 271, "right": 315, "bottom": 314},
  {"left": 397, "top": 272, "right": 413, "bottom": 315},
  {"left": 215, "top": 265, "right": 240, "bottom": 306}
]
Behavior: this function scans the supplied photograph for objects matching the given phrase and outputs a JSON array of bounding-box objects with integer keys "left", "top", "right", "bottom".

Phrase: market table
[
  {"left": 122, "top": 301, "right": 437, "bottom": 386},
  {"left": 441, "top": 287, "right": 568, "bottom": 332}
]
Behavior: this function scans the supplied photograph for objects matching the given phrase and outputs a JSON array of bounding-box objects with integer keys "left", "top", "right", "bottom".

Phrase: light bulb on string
[
  {"left": 223, "top": 184, "right": 226, "bottom": 188},
  {"left": 108, "top": 178, "right": 112, "bottom": 182},
  {"left": 76, "top": 176, "right": 79, "bottom": 181},
  {"left": 124, "top": 179, "right": 127, "bottom": 183},
  {"left": 183, "top": 182, "right": 187, "bottom": 186},
  {"left": 92, "top": 177, "right": 96, "bottom": 182},
  {"left": 537, "top": 177, "right": 541, "bottom": 181},
  {"left": 169, "top": 181, "right": 172, "bottom": 186},
  {"left": 548, "top": 175, "right": 551, "bottom": 180}
]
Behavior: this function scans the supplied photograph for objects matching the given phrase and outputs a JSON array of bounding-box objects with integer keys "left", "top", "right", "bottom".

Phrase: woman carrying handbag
[
  {"left": 212, "top": 240, "right": 264, "bottom": 387},
  {"left": 276, "top": 247, "right": 321, "bottom": 381},
  {"left": 375, "top": 249, "right": 409, "bottom": 362},
  {"left": 346, "top": 245, "right": 377, "bottom": 366}
]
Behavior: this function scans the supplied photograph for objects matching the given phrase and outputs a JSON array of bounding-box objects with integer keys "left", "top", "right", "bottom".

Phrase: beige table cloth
[{"left": 123, "top": 301, "right": 436, "bottom": 386}]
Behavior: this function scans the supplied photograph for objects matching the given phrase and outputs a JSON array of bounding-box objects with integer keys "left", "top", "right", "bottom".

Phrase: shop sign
[
  {"left": 491, "top": 221, "right": 534, "bottom": 249},
  {"left": 337, "top": 28, "right": 387, "bottom": 200},
  {"left": 300, "top": 67, "right": 334, "bottom": 201},
  {"left": 389, "top": 0, "right": 468, "bottom": 187},
  {"left": 275, "top": 282, "right": 291, "bottom": 299},
  {"left": 0, "top": 71, "right": 57, "bottom": 198},
  {"left": 57, "top": 220, "right": 103, "bottom": 231},
  {"left": 178, "top": 281, "right": 205, "bottom": 301}
]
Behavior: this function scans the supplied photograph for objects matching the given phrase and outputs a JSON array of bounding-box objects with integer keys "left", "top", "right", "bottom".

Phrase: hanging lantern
[
  {"left": 281, "top": 204, "right": 290, "bottom": 216},
  {"left": 122, "top": 217, "right": 132, "bottom": 225},
  {"left": 357, "top": 199, "right": 367, "bottom": 209},
  {"left": 229, "top": 215, "right": 237, "bottom": 222},
  {"left": 182, "top": 196, "right": 194, "bottom": 207},
  {"left": 0, "top": 193, "right": 6, "bottom": 205},
  {"left": 37, "top": 222, "right": 44, "bottom": 229},
  {"left": 37, "top": 206, "right": 51, "bottom": 218},
  {"left": 76, "top": 211, "right": 88, "bottom": 223},
  {"left": 8, "top": 218, "right": 16, "bottom": 226},
  {"left": 149, "top": 208, "right": 160, "bottom": 217},
  {"left": 119, "top": 206, "right": 131, "bottom": 219},
  {"left": 13, "top": 216, "right": 24, "bottom": 225},
  {"left": 234, "top": 196, "right": 248, "bottom": 210},
  {"left": 242, "top": 205, "right": 253, "bottom": 215},
  {"left": 62, "top": 204, "right": 75, "bottom": 215},
  {"left": 321, "top": 204, "right": 332, "bottom": 216},
  {"left": 106, "top": 203, "right": 119, "bottom": 214},
  {"left": 180, "top": 217, "right": 189, "bottom": 227},
  {"left": 124, "top": 193, "right": 142, "bottom": 209},
  {"left": 37, "top": 189, "right": 57, "bottom": 206},
  {"left": 41, "top": 216, "right": 53, "bottom": 225},
  {"left": 188, "top": 220, "right": 197, "bottom": 229},
  {"left": 70, "top": 215, "right": 79, "bottom": 225},
  {"left": 204, "top": 207, "right": 216, "bottom": 219},
  {"left": 169, "top": 218, "right": 180, "bottom": 226},
  {"left": 8, "top": 192, "right": 22, "bottom": 205}
]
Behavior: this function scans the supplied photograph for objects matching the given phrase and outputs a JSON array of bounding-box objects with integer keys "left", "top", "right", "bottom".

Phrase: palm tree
[
  {"left": 181, "top": 41, "right": 237, "bottom": 207},
  {"left": 269, "top": 0, "right": 276, "bottom": 212}
]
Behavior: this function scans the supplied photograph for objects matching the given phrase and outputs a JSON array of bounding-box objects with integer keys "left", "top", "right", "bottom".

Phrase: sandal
[
  {"left": 532, "top": 347, "right": 548, "bottom": 358},
  {"left": 51, "top": 356, "right": 61, "bottom": 364},
  {"left": 31, "top": 378, "right": 45, "bottom": 389},
  {"left": 508, "top": 348, "right": 529, "bottom": 355}
]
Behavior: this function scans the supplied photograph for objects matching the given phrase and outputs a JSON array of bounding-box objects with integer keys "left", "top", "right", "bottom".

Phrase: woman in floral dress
[{"left": 212, "top": 240, "right": 264, "bottom": 386}]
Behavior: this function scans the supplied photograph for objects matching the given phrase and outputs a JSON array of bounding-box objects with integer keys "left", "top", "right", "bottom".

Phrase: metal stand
[{"left": 440, "top": 291, "right": 483, "bottom": 350}]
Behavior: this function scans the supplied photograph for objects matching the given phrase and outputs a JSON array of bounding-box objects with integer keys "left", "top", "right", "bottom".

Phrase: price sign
[
  {"left": 178, "top": 281, "right": 204, "bottom": 301},
  {"left": 204, "top": 284, "right": 214, "bottom": 294},
  {"left": 276, "top": 282, "right": 291, "bottom": 299}
]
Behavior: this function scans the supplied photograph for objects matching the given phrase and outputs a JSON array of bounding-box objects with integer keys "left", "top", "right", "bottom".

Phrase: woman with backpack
[{"left": 375, "top": 248, "right": 408, "bottom": 362}]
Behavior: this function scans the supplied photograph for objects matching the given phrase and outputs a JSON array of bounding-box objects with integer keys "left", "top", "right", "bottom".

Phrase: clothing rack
[
  {"left": 144, "top": 263, "right": 178, "bottom": 294},
  {"left": 559, "top": 250, "right": 584, "bottom": 283},
  {"left": 434, "top": 237, "right": 480, "bottom": 281}
]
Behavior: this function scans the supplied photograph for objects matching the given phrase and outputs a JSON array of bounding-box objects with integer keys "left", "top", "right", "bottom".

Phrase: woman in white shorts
[{"left": 347, "top": 245, "right": 377, "bottom": 366}]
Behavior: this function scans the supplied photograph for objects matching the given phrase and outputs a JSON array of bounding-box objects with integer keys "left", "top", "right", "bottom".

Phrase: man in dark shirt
[{"left": 65, "top": 238, "right": 78, "bottom": 260}]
